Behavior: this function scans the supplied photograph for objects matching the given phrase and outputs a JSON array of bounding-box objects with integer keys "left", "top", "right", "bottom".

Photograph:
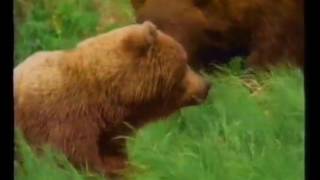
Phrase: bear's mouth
[
  {"left": 187, "top": 85, "right": 211, "bottom": 106},
  {"left": 192, "top": 95, "right": 206, "bottom": 104},
  {"left": 184, "top": 95, "right": 208, "bottom": 107}
]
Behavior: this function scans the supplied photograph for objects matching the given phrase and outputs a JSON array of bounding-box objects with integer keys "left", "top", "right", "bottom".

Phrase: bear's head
[{"left": 75, "top": 21, "right": 211, "bottom": 123}]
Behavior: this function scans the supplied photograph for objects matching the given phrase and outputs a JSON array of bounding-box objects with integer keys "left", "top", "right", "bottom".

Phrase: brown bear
[
  {"left": 14, "top": 21, "right": 211, "bottom": 177},
  {"left": 131, "top": 0, "right": 304, "bottom": 70}
]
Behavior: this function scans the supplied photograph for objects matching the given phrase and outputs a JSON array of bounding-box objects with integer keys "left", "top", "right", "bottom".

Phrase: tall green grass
[
  {"left": 14, "top": 0, "right": 134, "bottom": 65},
  {"left": 15, "top": 129, "right": 107, "bottom": 180},
  {"left": 126, "top": 66, "right": 304, "bottom": 180},
  {"left": 15, "top": 65, "right": 304, "bottom": 180}
]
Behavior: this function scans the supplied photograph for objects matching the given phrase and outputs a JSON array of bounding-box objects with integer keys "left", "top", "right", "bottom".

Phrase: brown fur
[
  {"left": 14, "top": 21, "right": 211, "bottom": 177},
  {"left": 131, "top": 0, "right": 304, "bottom": 70}
]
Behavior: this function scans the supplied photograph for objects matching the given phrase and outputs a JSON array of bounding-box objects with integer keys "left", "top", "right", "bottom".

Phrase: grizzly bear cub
[{"left": 14, "top": 21, "right": 211, "bottom": 177}]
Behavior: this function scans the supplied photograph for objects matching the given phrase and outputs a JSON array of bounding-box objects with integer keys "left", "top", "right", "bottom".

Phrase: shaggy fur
[
  {"left": 131, "top": 0, "right": 304, "bottom": 70},
  {"left": 14, "top": 21, "right": 211, "bottom": 177}
]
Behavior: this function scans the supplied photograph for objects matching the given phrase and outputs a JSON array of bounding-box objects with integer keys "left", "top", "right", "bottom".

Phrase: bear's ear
[
  {"left": 143, "top": 21, "right": 158, "bottom": 45},
  {"left": 122, "top": 21, "right": 158, "bottom": 58}
]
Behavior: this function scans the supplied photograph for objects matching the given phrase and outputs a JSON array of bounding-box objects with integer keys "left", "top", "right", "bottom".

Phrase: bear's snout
[
  {"left": 192, "top": 80, "right": 211, "bottom": 105},
  {"left": 181, "top": 68, "right": 212, "bottom": 106}
]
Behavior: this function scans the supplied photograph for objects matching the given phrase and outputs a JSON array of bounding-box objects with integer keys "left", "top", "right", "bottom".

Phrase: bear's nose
[{"left": 201, "top": 80, "right": 212, "bottom": 100}]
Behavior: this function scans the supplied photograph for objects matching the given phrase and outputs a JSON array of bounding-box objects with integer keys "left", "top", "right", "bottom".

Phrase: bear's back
[{"left": 14, "top": 51, "right": 66, "bottom": 108}]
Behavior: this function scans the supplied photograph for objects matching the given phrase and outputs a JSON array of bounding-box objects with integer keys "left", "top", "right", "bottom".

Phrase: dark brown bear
[
  {"left": 131, "top": 0, "right": 304, "bottom": 70},
  {"left": 14, "top": 21, "right": 211, "bottom": 177}
]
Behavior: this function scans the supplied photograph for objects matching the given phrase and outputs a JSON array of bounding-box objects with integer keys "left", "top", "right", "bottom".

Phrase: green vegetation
[
  {"left": 127, "top": 65, "right": 304, "bottom": 180},
  {"left": 14, "top": 0, "right": 134, "bottom": 65},
  {"left": 15, "top": 129, "right": 106, "bottom": 180},
  {"left": 14, "top": 0, "right": 304, "bottom": 180}
]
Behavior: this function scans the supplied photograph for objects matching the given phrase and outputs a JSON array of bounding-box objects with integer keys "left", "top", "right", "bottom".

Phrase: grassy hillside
[{"left": 14, "top": 0, "right": 304, "bottom": 180}]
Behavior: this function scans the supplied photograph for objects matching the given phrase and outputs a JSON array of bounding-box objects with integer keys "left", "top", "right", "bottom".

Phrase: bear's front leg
[
  {"left": 47, "top": 123, "right": 106, "bottom": 175},
  {"left": 98, "top": 131, "right": 130, "bottom": 178}
]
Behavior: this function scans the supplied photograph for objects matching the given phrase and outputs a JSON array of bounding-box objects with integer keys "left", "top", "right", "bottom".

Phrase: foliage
[{"left": 14, "top": 0, "right": 134, "bottom": 65}]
